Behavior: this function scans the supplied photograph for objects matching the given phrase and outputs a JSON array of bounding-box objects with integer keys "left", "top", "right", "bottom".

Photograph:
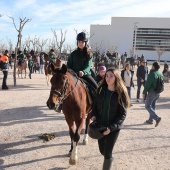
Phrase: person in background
[
  {"left": 0, "top": 50, "right": 9, "bottom": 89},
  {"left": 162, "top": 61, "right": 169, "bottom": 75},
  {"left": 91, "top": 68, "right": 130, "bottom": 170},
  {"left": 143, "top": 61, "right": 163, "bottom": 127},
  {"left": 95, "top": 65, "right": 106, "bottom": 86},
  {"left": 28, "top": 55, "right": 34, "bottom": 79},
  {"left": 48, "top": 49, "right": 57, "bottom": 64},
  {"left": 17, "top": 50, "right": 25, "bottom": 66},
  {"left": 38, "top": 52, "right": 44, "bottom": 74},
  {"left": 136, "top": 59, "right": 148, "bottom": 102},
  {"left": 121, "top": 63, "right": 134, "bottom": 106}
]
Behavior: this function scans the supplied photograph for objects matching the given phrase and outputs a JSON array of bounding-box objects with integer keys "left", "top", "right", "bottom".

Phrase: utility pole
[{"left": 133, "top": 22, "right": 138, "bottom": 56}]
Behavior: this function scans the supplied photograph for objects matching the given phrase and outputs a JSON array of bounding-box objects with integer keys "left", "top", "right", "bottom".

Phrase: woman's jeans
[
  {"left": 98, "top": 130, "right": 120, "bottom": 159},
  {"left": 145, "top": 92, "right": 160, "bottom": 122},
  {"left": 126, "top": 87, "right": 131, "bottom": 99},
  {"left": 39, "top": 64, "right": 44, "bottom": 74}
]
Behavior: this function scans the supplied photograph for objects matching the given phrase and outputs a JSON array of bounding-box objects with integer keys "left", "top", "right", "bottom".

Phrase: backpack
[{"left": 155, "top": 76, "right": 164, "bottom": 93}]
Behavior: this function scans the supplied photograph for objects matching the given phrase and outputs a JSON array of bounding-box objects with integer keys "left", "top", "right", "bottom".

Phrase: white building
[{"left": 90, "top": 17, "right": 170, "bottom": 61}]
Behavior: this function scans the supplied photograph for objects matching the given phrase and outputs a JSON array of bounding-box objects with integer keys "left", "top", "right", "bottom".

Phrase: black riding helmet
[
  {"left": 50, "top": 49, "right": 54, "bottom": 52},
  {"left": 76, "top": 32, "right": 88, "bottom": 42}
]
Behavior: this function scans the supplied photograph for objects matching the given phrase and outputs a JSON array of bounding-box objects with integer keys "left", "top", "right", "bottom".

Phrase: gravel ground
[{"left": 0, "top": 65, "right": 170, "bottom": 170}]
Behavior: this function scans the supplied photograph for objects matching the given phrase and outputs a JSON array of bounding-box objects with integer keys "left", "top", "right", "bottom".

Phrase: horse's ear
[{"left": 61, "top": 64, "right": 67, "bottom": 74}]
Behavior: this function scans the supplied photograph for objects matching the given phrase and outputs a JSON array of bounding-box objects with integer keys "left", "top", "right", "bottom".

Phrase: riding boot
[{"left": 102, "top": 158, "right": 113, "bottom": 170}]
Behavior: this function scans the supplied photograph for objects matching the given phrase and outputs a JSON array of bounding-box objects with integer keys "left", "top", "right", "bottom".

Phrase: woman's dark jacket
[
  {"left": 91, "top": 86, "right": 127, "bottom": 132},
  {"left": 121, "top": 69, "right": 134, "bottom": 87}
]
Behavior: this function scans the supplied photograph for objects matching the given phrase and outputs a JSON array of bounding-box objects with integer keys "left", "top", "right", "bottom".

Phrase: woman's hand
[
  {"left": 79, "top": 71, "right": 84, "bottom": 77},
  {"left": 103, "top": 128, "right": 111, "bottom": 135},
  {"left": 91, "top": 116, "right": 96, "bottom": 122}
]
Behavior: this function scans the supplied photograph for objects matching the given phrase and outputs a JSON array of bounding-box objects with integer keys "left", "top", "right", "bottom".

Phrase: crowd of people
[{"left": 0, "top": 31, "right": 169, "bottom": 170}]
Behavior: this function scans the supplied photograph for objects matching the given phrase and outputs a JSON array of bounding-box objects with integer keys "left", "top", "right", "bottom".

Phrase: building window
[{"left": 133, "top": 28, "right": 170, "bottom": 51}]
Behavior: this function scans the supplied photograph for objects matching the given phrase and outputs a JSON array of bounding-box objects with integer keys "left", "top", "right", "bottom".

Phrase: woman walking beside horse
[{"left": 91, "top": 68, "right": 130, "bottom": 170}]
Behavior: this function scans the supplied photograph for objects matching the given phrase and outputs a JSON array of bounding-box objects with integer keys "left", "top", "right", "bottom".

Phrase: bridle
[{"left": 51, "top": 74, "right": 79, "bottom": 106}]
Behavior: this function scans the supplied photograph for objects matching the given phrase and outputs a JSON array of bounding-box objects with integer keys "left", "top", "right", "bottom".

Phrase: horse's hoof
[
  {"left": 68, "top": 151, "right": 71, "bottom": 157},
  {"left": 69, "top": 159, "right": 77, "bottom": 165},
  {"left": 83, "top": 140, "right": 88, "bottom": 145}
]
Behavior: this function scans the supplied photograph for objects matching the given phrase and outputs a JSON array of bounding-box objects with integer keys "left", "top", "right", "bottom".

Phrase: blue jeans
[
  {"left": 126, "top": 87, "right": 131, "bottom": 99},
  {"left": 39, "top": 64, "right": 44, "bottom": 74},
  {"left": 145, "top": 92, "right": 160, "bottom": 122}
]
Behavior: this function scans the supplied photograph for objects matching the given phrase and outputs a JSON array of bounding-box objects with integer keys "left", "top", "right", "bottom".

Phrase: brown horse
[
  {"left": 16, "top": 59, "right": 27, "bottom": 78},
  {"left": 44, "top": 58, "right": 62, "bottom": 85},
  {"left": 46, "top": 64, "right": 92, "bottom": 165}
]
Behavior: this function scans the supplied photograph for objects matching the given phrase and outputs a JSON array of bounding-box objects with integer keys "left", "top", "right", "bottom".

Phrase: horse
[
  {"left": 46, "top": 64, "right": 92, "bottom": 165},
  {"left": 16, "top": 59, "right": 27, "bottom": 78},
  {"left": 44, "top": 58, "right": 62, "bottom": 85}
]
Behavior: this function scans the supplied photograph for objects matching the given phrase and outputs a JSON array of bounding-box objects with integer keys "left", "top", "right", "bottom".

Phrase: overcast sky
[{"left": 1, "top": 0, "right": 170, "bottom": 48}]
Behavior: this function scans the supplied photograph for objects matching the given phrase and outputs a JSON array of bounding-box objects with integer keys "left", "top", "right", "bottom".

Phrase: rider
[
  {"left": 67, "top": 32, "right": 98, "bottom": 99},
  {"left": 17, "top": 50, "right": 25, "bottom": 66},
  {"left": 48, "top": 49, "right": 57, "bottom": 64}
]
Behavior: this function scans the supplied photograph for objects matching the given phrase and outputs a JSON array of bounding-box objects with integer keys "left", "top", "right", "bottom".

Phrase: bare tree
[
  {"left": 155, "top": 46, "right": 166, "bottom": 62},
  {"left": 107, "top": 44, "right": 118, "bottom": 54},
  {"left": 51, "top": 29, "right": 67, "bottom": 57},
  {"left": 8, "top": 16, "right": 31, "bottom": 86},
  {"left": 37, "top": 38, "right": 48, "bottom": 52},
  {"left": 25, "top": 36, "right": 31, "bottom": 52},
  {"left": 30, "top": 36, "right": 39, "bottom": 51},
  {"left": 66, "top": 44, "right": 75, "bottom": 54},
  {"left": 48, "top": 38, "right": 57, "bottom": 52},
  {"left": 6, "top": 38, "right": 13, "bottom": 53}
]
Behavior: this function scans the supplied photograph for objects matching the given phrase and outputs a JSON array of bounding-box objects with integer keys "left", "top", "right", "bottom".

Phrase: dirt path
[{"left": 0, "top": 66, "right": 170, "bottom": 170}]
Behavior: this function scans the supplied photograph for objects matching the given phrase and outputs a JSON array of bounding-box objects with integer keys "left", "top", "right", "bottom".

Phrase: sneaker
[
  {"left": 145, "top": 120, "right": 153, "bottom": 124},
  {"left": 136, "top": 99, "right": 140, "bottom": 102},
  {"left": 155, "top": 117, "right": 161, "bottom": 127},
  {"left": 130, "top": 104, "right": 133, "bottom": 106}
]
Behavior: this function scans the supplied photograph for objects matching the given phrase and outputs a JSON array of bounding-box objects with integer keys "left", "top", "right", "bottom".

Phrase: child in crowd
[{"left": 95, "top": 66, "right": 106, "bottom": 86}]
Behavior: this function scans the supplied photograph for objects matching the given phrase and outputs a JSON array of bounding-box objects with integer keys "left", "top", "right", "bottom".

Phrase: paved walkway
[{"left": 0, "top": 66, "right": 170, "bottom": 170}]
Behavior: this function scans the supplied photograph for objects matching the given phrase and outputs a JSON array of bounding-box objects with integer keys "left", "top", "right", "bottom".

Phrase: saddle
[{"left": 68, "top": 69, "right": 96, "bottom": 104}]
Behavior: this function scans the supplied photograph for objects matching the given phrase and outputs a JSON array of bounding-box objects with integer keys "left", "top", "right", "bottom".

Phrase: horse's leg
[
  {"left": 46, "top": 75, "right": 49, "bottom": 85},
  {"left": 69, "top": 118, "right": 84, "bottom": 165},
  {"left": 25, "top": 69, "right": 26, "bottom": 78},
  {"left": 83, "top": 113, "right": 91, "bottom": 145}
]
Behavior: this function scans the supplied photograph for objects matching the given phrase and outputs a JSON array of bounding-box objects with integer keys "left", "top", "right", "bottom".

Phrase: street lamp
[{"left": 133, "top": 22, "right": 138, "bottom": 56}]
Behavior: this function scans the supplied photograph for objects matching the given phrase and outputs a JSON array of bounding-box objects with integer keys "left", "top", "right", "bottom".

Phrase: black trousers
[
  {"left": 98, "top": 130, "right": 120, "bottom": 159},
  {"left": 82, "top": 75, "right": 98, "bottom": 91},
  {"left": 137, "top": 80, "right": 146, "bottom": 99},
  {"left": 29, "top": 66, "right": 33, "bottom": 78},
  {"left": 2, "top": 71, "right": 8, "bottom": 87}
]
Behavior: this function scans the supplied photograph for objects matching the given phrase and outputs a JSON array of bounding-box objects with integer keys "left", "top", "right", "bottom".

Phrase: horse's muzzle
[{"left": 47, "top": 102, "right": 55, "bottom": 110}]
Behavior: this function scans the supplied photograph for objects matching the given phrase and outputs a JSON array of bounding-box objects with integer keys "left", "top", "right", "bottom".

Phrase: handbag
[{"left": 88, "top": 121, "right": 107, "bottom": 139}]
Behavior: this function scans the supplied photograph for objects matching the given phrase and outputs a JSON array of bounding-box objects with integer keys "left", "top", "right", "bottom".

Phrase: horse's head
[{"left": 46, "top": 64, "right": 69, "bottom": 111}]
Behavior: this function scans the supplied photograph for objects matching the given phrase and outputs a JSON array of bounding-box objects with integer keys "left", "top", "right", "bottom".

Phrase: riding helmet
[
  {"left": 88, "top": 122, "right": 104, "bottom": 140},
  {"left": 4, "top": 50, "right": 9, "bottom": 54},
  {"left": 50, "top": 49, "right": 54, "bottom": 52},
  {"left": 76, "top": 32, "right": 88, "bottom": 42}
]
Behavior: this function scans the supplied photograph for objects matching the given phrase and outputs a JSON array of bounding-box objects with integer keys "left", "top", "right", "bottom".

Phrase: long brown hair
[
  {"left": 77, "top": 41, "right": 91, "bottom": 61},
  {"left": 100, "top": 68, "right": 130, "bottom": 108}
]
